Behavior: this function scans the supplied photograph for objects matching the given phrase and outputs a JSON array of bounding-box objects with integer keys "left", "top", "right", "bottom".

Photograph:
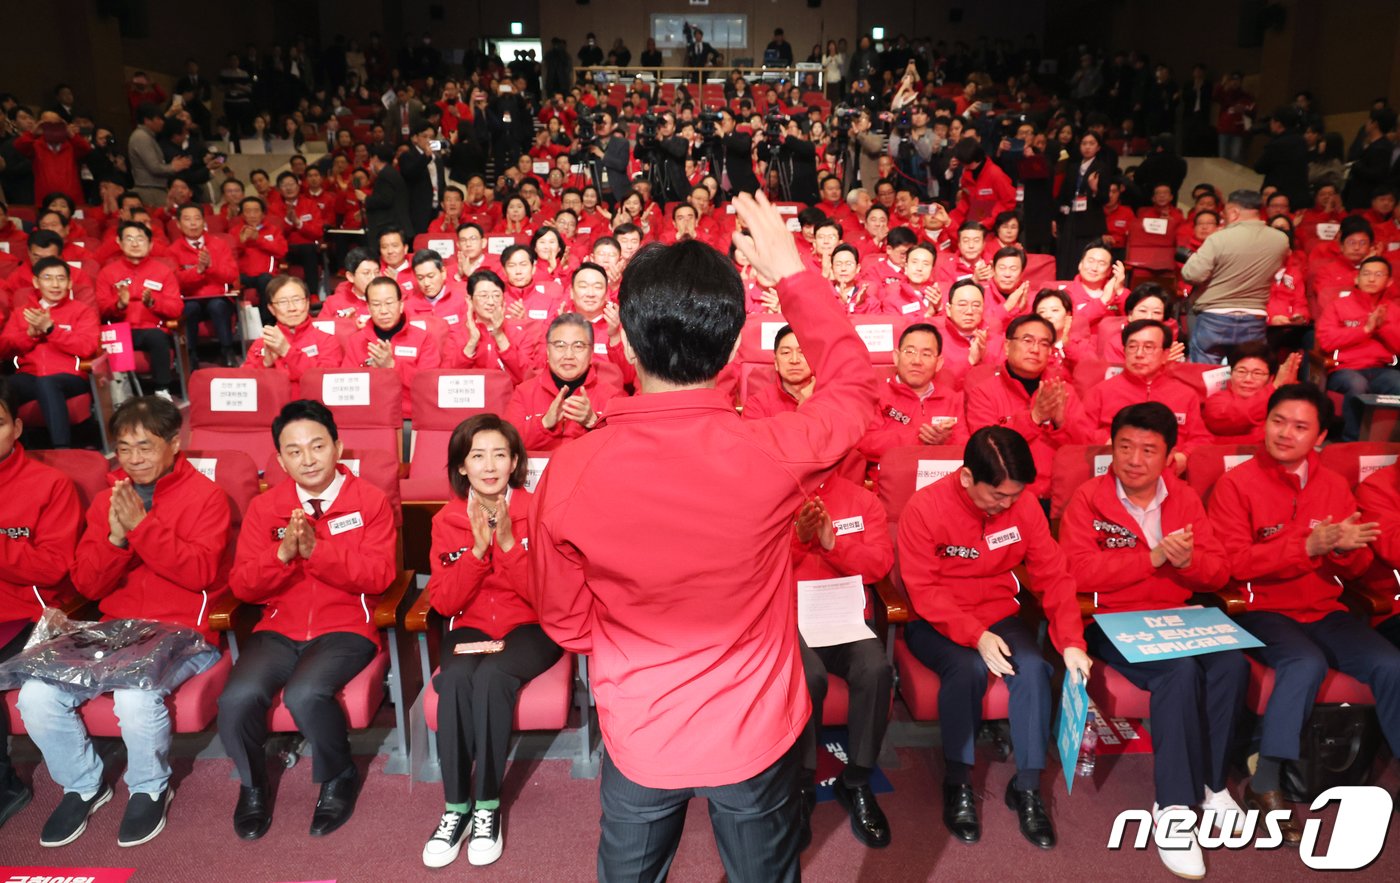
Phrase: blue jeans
[
  {"left": 1218, "top": 133, "right": 1244, "bottom": 163},
  {"left": 1327, "top": 366, "right": 1400, "bottom": 441},
  {"left": 1188, "top": 311, "right": 1266, "bottom": 364},
  {"left": 16, "top": 680, "right": 172, "bottom": 796}
]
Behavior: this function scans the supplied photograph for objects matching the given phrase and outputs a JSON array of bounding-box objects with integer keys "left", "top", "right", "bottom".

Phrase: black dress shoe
[
  {"left": 833, "top": 778, "right": 891, "bottom": 848},
  {"left": 233, "top": 786, "right": 272, "bottom": 840},
  {"left": 942, "top": 783, "right": 980, "bottom": 844},
  {"left": 309, "top": 770, "right": 359, "bottom": 837},
  {"left": 1004, "top": 780, "right": 1056, "bottom": 849},
  {"left": 797, "top": 783, "right": 815, "bottom": 852}
]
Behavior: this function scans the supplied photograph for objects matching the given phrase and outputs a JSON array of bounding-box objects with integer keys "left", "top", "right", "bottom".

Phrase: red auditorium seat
[
  {"left": 299, "top": 367, "right": 403, "bottom": 454},
  {"left": 188, "top": 367, "right": 294, "bottom": 470},
  {"left": 1244, "top": 656, "right": 1375, "bottom": 715},
  {"left": 1048, "top": 444, "right": 1113, "bottom": 521},
  {"left": 1184, "top": 444, "right": 1258, "bottom": 506},
  {"left": 403, "top": 369, "right": 515, "bottom": 502},
  {"left": 875, "top": 445, "right": 964, "bottom": 522},
  {"left": 892, "top": 639, "right": 1011, "bottom": 721},
  {"left": 1318, "top": 441, "right": 1400, "bottom": 487}
]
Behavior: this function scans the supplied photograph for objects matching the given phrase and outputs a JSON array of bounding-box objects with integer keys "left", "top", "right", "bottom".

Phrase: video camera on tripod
[{"left": 763, "top": 109, "right": 788, "bottom": 149}]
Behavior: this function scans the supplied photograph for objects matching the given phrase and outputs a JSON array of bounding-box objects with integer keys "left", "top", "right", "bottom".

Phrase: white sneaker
[
  {"left": 1202, "top": 786, "right": 1247, "bottom": 836},
  {"left": 422, "top": 809, "right": 467, "bottom": 868},
  {"left": 466, "top": 806, "right": 502, "bottom": 866},
  {"left": 1153, "top": 803, "right": 1206, "bottom": 880}
]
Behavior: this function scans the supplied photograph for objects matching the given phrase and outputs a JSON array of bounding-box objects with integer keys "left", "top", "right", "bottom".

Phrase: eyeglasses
[
  {"left": 549, "top": 341, "right": 591, "bottom": 353},
  {"left": 1124, "top": 342, "right": 1162, "bottom": 354},
  {"left": 119, "top": 235, "right": 148, "bottom": 244},
  {"left": 271, "top": 297, "right": 308, "bottom": 309},
  {"left": 898, "top": 347, "right": 939, "bottom": 359},
  {"left": 1233, "top": 368, "right": 1270, "bottom": 380},
  {"left": 1010, "top": 335, "right": 1052, "bottom": 350}
]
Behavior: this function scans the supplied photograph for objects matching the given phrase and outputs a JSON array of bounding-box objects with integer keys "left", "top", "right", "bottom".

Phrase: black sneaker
[
  {"left": 117, "top": 787, "right": 174, "bottom": 847},
  {"left": 40, "top": 784, "right": 113, "bottom": 847},
  {"left": 0, "top": 771, "right": 33, "bottom": 829},
  {"left": 422, "top": 809, "right": 468, "bottom": 868},
  {"left": 466, "top": 806, "right": 503, "bottom": 866}
]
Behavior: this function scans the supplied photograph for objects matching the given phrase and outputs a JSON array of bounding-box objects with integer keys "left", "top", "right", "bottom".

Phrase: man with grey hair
[
  {"left": 504, "top": 312, "right": 623, "bottom": 451},
  {"left": 1181, "top": 189, "right": 1289, "bottom": 363}
]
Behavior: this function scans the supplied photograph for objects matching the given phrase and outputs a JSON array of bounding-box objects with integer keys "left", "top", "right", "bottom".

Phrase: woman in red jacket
[
  {"left": 422, "top": 415, "right": 561, "bottom": 869},
  {"left": 1203, "top": 342, "right": 1299, "bottom": 444}
]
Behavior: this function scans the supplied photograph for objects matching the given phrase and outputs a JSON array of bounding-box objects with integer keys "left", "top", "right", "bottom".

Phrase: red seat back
[
  {"left": 1318, "top": 441, "right": 1400, "bottom": 487},
  {"left": 182, "top": 449, "right": 262, "bottom": 527},
  {"left": 407, "top": 370, "right": 515, "bottom": 494},
  {"left": 188, "top": 368, "right": 294, "bottom": 470},
  {"left": 1184, "top": 444, "right": 1258, "bottom": 505},
  {"left": 1070, "top": 358, "right": 1121, "bottom": 400},
  {"left": 850, "top": 316, "right": 902, "bottom": 366},
  {"left": 738, "top": 313, "right": 791, "bottom": 363},
  {"left": 28, "top": 449, "right": 111, "bottom": 513},
  {"left": 1049, "top": 444, "right": 1113, "bottom": 519},
  {"left": 299, "top": 367, "right": 402, "bottom": 452},
  {"left": 876, "top": 445, "right": 964, "bottom": 522}
]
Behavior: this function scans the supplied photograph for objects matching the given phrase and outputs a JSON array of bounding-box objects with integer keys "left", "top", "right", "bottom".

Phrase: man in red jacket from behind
[
  {"left": 897, "top": 427, "right": 1091, "bottom": 850},
  {"left": 1060, "top": 403, "right": 1245, "bottom": 879},
  {"left": 16, "top": 396, "right": 232, "bottom": 848},
  {"left": 219, "top": 400, "right": 396, "bottom": 840},
  {"left": 0, "top": 378, "right": 84, "bottom": 829},
  {"left": 0, "top": 257, "right": 101, "bottom": 448},
  {"left": 531, "top": 194, "right": 877, "bottom": 881},
  {"left": 1208, "top": 384, "right": 1400, "bottom": 844}
]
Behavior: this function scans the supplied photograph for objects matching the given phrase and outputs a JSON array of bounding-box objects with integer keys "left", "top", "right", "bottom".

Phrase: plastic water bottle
[{"left": 1076, "top": 713, "right": 1098, "bottom": 777}]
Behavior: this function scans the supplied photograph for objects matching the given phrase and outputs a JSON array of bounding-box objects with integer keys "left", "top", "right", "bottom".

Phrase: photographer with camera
[
  {"left": 841, "top": 109, "right": 885, "bottom": 195},
  {"left": 771, "top": 118, "right": 820, "bottom": 206},
  {"left": 637, "top": 111, "right": 690, "bottom": 206},
  {"left": 578, "top": 108, "right": 630, "bottom": 206},
  {"left": 888, "top": 105, "right": 937, "bottom": 201},
  {"left": 716, "top": 110, "right": 759, "bottom": 197}
]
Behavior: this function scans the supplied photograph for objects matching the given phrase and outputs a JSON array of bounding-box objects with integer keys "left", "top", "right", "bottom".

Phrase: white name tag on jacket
[
  {"left": 901, "top": 299, "right": 921, "bottom": 314},
  {"left": 985, "top": 526, "right": 1021, "bottom": 549},
  {"left": 328, "top": 512, "right": 364, "bottom": 535},
  {"left": 143, "top": 279, "right": 163, "bottom": 291},
  {"left": 301, "top": 344, "right": 318, "bottom": 357},
  {"left": 1072, "top": 197, "right": 1088, "bottom": 212},
  {"left": 394, "top": 345, "right": 418, "bottom": 358},
  {"left": 594, "top": 342, "right": 608, "bottom": 355},
  {"left": 528, "top": 309, "right": 548, "bottom": 320},
  {"left": 832, "top": 516, "right": 865, "bottom": 536}
]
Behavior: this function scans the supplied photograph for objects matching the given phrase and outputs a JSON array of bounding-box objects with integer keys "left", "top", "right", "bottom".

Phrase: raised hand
[
  {"left": 540, "top": 384, "right": 570, "bottom": 430},
  {"left": 731, "top": 191, "right": 806, "bottom": 283}
]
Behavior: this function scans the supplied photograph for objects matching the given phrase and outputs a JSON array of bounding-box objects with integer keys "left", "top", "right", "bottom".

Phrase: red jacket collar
[
  {"left": 603, "top": 386, "right": 733, "bottom": 424},
  {"left": 109, "top": 453, "right": 198, "bottom": 493},
  {"left": 1252, "top": 447, "right": 1319, "bottom": 492},
  {"left": 0, "top": 444, "right": 29, "bottom": 484}
]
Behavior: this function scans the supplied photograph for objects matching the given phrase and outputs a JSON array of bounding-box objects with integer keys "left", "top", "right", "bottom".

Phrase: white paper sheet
[{"left": 798, "top": 576, "right": 876, "bottom": 648}]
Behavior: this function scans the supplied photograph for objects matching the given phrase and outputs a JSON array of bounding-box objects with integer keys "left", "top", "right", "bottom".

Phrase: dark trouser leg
[
  {"left": 995, "top": 616, "right": 1053, "bottom": 780},
  {"left": 129, "top": 327, "right": 173, "bottom": 389},
  {"left": 1235, "top": 611, "right": 1328, "bottom": 760},
  {"left": 700, "top": 743, "right": 802, "bottom": 883},
  {"left": 278, "top": 632, "right": 378, "bottom": 784},
  {"left": 1326, "top": 369, "right": 1371, "bottom": 443},
  {"left": 597, "top": 753, "right": 691, "bottom": 883},
  {"left": 286, "top": 244, "right": 321, "bottom": 296},
  {"left": 218, "top": 632, "right": 302, "bottom": 788},
  {"left": 184, "top": 298, "right": 237, "bottom": 358},
  {"left": 816, "top": 637, "right": 892, "bottom": 782},
  {"left": 434, "top": 624, "right": 561, "bottom": 804},
  {"left": 905, "top": 618, "right": 986, "bottom": 770},
  {"left": 798, "top": 636, "right": 827, "bottom": 775},
  {"left": 1303, "top": 610, "right": 1400, "bottom": 755},
  {"left": 1378, "top": 614, "right": 1400, "bottom": 651},
  {"left": 0, "top": 623, "right": 34, "bottom": 779},
  {"left": 241, "top": 273, "right": 275, "bottom": 326},
  {"left": 7, "top": 373, "right": 88, "bottom": 448},
  {"left": 1088, "top": 622, "right": 1248, "bottom": 806}
]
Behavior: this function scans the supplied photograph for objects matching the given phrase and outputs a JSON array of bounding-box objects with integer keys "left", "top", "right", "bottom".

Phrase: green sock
[
  {"left": 446, "top": 801, "right": 470, "bottom": 814},
  {"left": 475, "top": 798, "right": 500, "bottom": 811}
]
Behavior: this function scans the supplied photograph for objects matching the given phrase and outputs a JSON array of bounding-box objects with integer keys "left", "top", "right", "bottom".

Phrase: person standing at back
[{"left": 531, "top": 193, "right": 877, "bottom": 882}]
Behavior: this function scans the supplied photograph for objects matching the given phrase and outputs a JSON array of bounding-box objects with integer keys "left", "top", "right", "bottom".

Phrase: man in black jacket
[
  {"left": 363, "top": 145, "right": 413, "bottom": 239},
  {"left": 1345, "top": 107, "right": 1400, "bottom": 210},
  {"left": 718, "top": 111, "right": 759, "bottom": 197},
  {"left": 400, "top": 123, "right": 448, "bottom": 236},
  {"left": 1132, "top": 135, "right": 1188, "bottom": 205},
  {"left": 646, "top": 112, "right": 690, "bottom": 205},
  {"left": 1254, "top": 109, "right": 1310, "bottom": 210},
  {"left": 776, "top": 120, "right": 819, "bottom": 205},
  {"left": 589, "top": 110, "right": 632, "bottom": 204}
]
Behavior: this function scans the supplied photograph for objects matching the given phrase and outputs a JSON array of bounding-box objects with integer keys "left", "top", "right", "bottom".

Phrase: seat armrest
[
  {"left": 871, "top": 575, "right": 910, "bottom": 627},
  {"left": 406, "top": 582, "right": 434, "bottom": 633},
  {"left": 208, "top": 593, "right": 256, "bottom": 632},
  {"left": 374, "top": 570, "right": 415, "bottom": 629},
  {"left": 1342, "top": 583, "right": 1395, "bottom": 619},
  {"left": 1199, "top": 587, "right": 1248, "bottom": 617},
  {"left": 1077, "top": 593, "right": 1097, "bottom": 620}
]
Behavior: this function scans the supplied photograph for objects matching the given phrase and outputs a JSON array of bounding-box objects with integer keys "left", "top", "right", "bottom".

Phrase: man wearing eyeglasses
[
  {"left": 243, "top": 276, "right": 342, "bottom": 382},
  {"left": 964, "top": 314, "right": 1089, "bottom": 499},
  {"left": 1076, "top": 319, "right": 1210, "bottom": 473},
  {"left": 95, "top": 221, "right": 182, "bottom": 400},
  {"left": 504, "top": 312, "right": 622, "bottom": 451}
]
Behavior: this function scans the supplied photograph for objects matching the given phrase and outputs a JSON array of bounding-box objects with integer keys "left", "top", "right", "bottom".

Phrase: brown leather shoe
[{"left": 1243, "top": 785, "right": 1302, "bottom": 846}]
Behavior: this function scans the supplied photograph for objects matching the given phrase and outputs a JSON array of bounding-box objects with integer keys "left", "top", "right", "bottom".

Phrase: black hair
[
  {"left": 832, "top": 243, "right": 861, "bottom": 264},
  {"left": 898, "top": 321, "right": 943, "bottom": 352},
  {"left": 613, "top": 222, "right": 642, "bottom": 239},
  {"left": 947, "top": 278, "right": 985, "bottom": 303},
  {"left": 1232, "top": 341, "right": 1276, "bottom": 373},
  {"left": 344, "top": 246, "right": 377, "bottom": 273},
  {"left": 797, "top": 206, "right": 826, "bottom": 228},
  {"left": 371, "top": 144, "right": 396, "bottom": 163},
  {"left": 1339, "top": 215, "right": 1373, "bottom": 243},
  {"left": 276, "top": 170, "right": 298, "bottom": 185},
  {"left": 886, "top": 226, "right": 918, "bottom": 248},
  {"left": 1033, "top": 288, "right": 1072, "bottom": 314},
  {"left": 1121, "top": 318, "right": 1173, "bottom": 348},
  {"left": 0, "top": 375, "right": 16, "bottom": 421},
  {"left": 992, "top": 245, "right": 1026, "bottom": 269},
  {"left": 992, "top": 210, "right": 1021, "bottom": 232},
  {"left": 772, "top": 323, "right": 797, "bottom": 349},
  {"left": 530, "top": 226, "right": 567, "bottom": 253},
  {"left": 456, "top": 221, "right": 484, "bottom": 237},
  {"left": 116, "top": 220, "right": 151, "bottom": 241},
  {"left": 1124, "top": 282, "right": 1171, "bottom": 316},
  {"left": 26, "top": 229, "right": 64, "bottom": 252},
  {"left": 411, "top": 248, "right": 444, "bottom": 270},
  {"left": 240, "top": 195, "right": 267, "bottom": 212},
  {"left": 1110, "top": 402, "right": 1179, "bottom": 450},
  {"left": 365, "top": 276, "right": 402, "bottom": 299},
  {"left": 111, "top": 395, "right": 182, "bottom": 444},
  {"left": 1360, "top": 255, "right": 1392, "bottom": 275},
  {"left": 1005, "top": 313, "right": 1054, "bottom": 340},
  {"left": 467, "top": 269, "right": 506, "bottom": 296},
  {"left": 30, "top": 255, "right": 70, "bottom": 279},
  {"left": 176, "top": 202, "right": 204, "bottom": 220},
  {"left": 40, "top": 192, "right": 76, "bottom": 216},
  {"left": 1267, "top": 383, "right": 1334, "bottom": 429},
  {"left": 499, "top": 244, "right": 534, "bottom": 266},
  {"left": 618, "top": 240, "right": 746, "bottom": 385},
  {"left": 957, "top": 220, "right": 986, "bottom": 236},
  {"left": 272, "top": 399, "right": 339, "bottom": 448},
  {"left": 446, "top": 414, "right": 529, "bottom": 499},
  {"left": 377, "top": 225, "right": 407, "bottom": 246},
  {"left": 572, "top": 261, "right": 607, "bottom": 284},
  {"left": 1226, "top": 189, "right": 1262, "bottom": 211},
  {"left": 964, "top": 425, "right": 1036, "bottom": 486}
]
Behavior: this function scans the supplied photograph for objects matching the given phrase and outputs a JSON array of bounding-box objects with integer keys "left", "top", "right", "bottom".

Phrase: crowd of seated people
[{"left": 0, "top": 25, "right": 1399, "bottom": 880}]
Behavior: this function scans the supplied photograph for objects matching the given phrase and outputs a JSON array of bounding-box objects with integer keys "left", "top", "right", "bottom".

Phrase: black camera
[
  {"left": 763, "top": 109, "right": 788, "bottom": 148},
  {"left": 696, "top": 110, "right": 722, "bottom": 141}
]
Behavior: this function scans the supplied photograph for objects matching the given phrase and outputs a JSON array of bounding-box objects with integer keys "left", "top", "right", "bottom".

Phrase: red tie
[{"left": 308, "top": 498, "right": 324, "bottom": 518}]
